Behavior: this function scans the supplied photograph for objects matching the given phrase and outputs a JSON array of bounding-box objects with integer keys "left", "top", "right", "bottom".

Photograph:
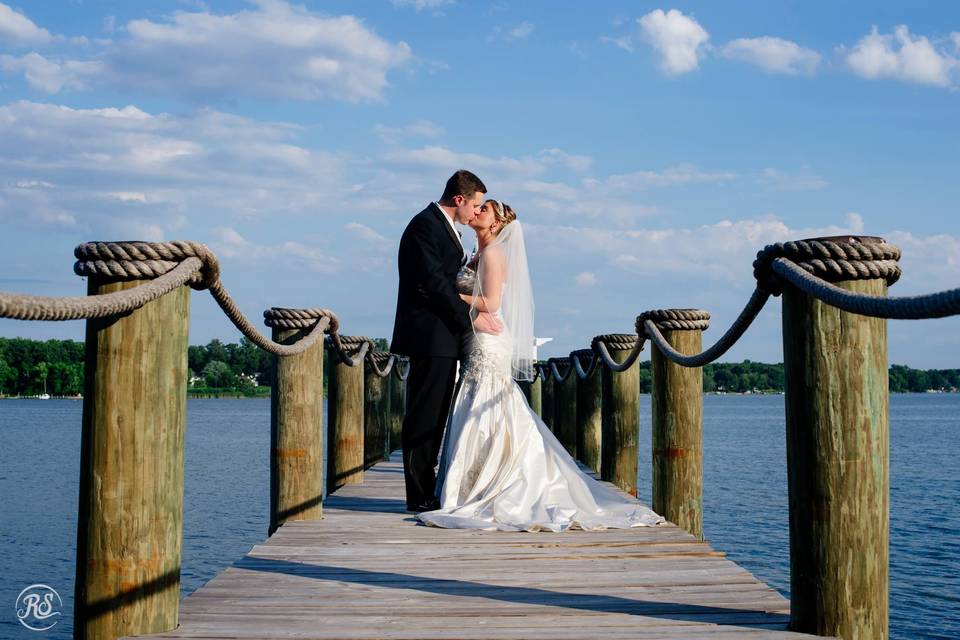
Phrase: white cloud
[
  {"left": 212, "top": 226, "right": 340, "bottom": 272},
  {"left": 721, "top": 36, "right": 821, "bottom": 75},
  {"left": 0, "top": 1, "right": 412, "bottom": 102},
  {"left": 391, "top": 0, "right": 454, "bottom": 11},
  {"left": 600, "top": 164, "right": 736, "bottom": 190},
  {"left": 538, "top": 148, "right": 593, "bottom": 172},
  {"left": 575, "top": 271, "right": 596, "bottom": 286},
  {"left": 384, "top": 145, "right": 547, "bottom": 177},
  {"left": 0, "top": 100, "right": 348, "bottom": 237},
  {"left": 638, "top": 9, "right": 709, "bottom": 75},
  {"left": 601, "top": 35, "right": 634, "bottom": 53},
  {"left": 0, "top": 53, "right": 102, "bottom": 93},
  {"left": 345, "top": 222, "right": 388, "bottom": 244},
  {"left": 845, "top": 25, "right": 959, "bottom": 88},
  {"left": 491, "top": 22, "right": 534, "bottom": 42},
  {"left": 759, "top": 168, "right": 828, "bottom": 191},
  {"left": 0, "top": 2, "right": 51, "bottom": 46},
  {"left": 374, "top": 119, "right": 444, "bottom": 144}
]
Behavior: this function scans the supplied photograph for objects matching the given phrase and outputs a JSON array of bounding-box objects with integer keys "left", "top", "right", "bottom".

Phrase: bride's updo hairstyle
[{"left": 488, "top": 200, "right": 517, "bottom": 235}]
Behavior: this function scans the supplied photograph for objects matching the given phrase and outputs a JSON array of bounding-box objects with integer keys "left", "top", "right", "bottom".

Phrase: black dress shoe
[{"left": 405, "top": 498, "right": 441, "bottom": 513}]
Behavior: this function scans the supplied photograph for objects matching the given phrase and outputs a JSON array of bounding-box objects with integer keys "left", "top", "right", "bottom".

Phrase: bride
[{"left": 417, "top": 200, "right": 665, "bottom": 532}]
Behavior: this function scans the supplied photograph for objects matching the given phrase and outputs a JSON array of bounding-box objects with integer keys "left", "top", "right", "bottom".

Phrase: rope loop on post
[
  {"left": 753, "top": 236, "right": 901, "bottom": 296},
  {"left": 325, "top": 334, "right": 372, "bottom": 367},
  {"left": 366, "top": 350, "right": 397, "bottom": 377},
  {"left": 74, "top": 240, "right": 222, "bottom": 291},
  {"left": 569, "top": 348, "right": 598, "bottom": 380},
  {"left": 547, "top": 356, "right": 574, "bottom": 383},
  {"left": 591, "top": 333, "right": 644, "bottom": 373}
]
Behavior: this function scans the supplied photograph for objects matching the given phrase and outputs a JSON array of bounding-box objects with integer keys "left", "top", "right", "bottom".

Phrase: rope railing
[
  {"left": 590, "top": 333, "right": 643, "bottom": 372},
  {"left": 366, "top": 350, "right": 397, "bottom": 377}
]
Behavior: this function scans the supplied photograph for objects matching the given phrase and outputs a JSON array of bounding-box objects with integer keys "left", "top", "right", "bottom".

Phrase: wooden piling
[
  {"left": 363, "top": 355, "right": 390, "bottom": 469},
  {"left": 598, "top": 335, "right": 641, "bottom": 496},
  {"left": 75, "top": 279, "right": 190, "bottom": 639},
  {"left": 267, "top": 313, "right": 325, "bottom": 536},
  {"left": 647, "top": 310, "right": 707, "bottom": 541},
  {"left": 540, "top": 364, "right": 555, "bottom": 430},
  {"left": 522, "top": 375, "right": 542, "bottom": 417},
  {"left": 389, "top": 363, "right": 406, "bottom": 453},
  {"left": 781, "top": 238, "right": 890, "bottom": 639},
  {"left": 573, "top": 349, "right": 602, "bottom": 472},
  {"left": 550, "top": 358, "right": 578, "bottom": 457},
  {"left": 326, "top": 340, "right": 365, "bottom": 493}
]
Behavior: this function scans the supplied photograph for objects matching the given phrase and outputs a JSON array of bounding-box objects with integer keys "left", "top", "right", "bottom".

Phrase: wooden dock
[{"left": 133, "top": 453, "right": 825, "bottom": 639}]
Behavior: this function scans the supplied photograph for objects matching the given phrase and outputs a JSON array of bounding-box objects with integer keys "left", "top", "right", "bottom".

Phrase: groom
[{"left": 391, "top": 169, "right": 502, "bottom": 513}]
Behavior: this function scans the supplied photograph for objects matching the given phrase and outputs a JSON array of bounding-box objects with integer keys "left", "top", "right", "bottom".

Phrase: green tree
[{"left": 202, "top": 360, "right": 237, "bottom": 388}]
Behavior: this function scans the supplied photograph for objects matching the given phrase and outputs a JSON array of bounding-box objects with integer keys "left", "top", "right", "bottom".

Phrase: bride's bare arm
[{"left": 461, "top": 248, "right": 505, "bottom": 313}]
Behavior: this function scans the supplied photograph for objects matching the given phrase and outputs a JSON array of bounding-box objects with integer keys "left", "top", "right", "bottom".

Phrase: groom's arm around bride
[{"left": 390, "top": 169, "right": 499, "bottom": 512}]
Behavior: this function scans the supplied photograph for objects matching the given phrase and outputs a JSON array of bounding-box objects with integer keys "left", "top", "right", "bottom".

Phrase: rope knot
[
  {"left": 591, "top": 333, "right": 640, "bottom": 353},
  {"left": 637, "top": 309, "right": 710, "bottom": 334},
  {"left": 263, "top": 307, "right": 338, "bottom": 331},
  {"left": 753, "top": 237, "right": 901, "bottom": 296},
  {"left": 73, "top": 240, "right": 221, "bottom": 291}
]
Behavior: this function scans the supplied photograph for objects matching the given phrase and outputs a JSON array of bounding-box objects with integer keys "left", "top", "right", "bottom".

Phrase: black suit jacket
[{"left": 391, "top": 203, "right": 472, "bottom": 358}]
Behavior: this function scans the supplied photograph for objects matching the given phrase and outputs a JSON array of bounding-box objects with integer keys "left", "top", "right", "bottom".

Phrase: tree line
[{"left": 1, "top": 337, "right": 957, "bottom": 396}]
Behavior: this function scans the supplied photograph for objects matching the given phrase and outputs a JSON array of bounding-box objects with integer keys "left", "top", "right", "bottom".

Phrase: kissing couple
[{"left": 391, "top": 170, "right": 664, "bottom": 531}]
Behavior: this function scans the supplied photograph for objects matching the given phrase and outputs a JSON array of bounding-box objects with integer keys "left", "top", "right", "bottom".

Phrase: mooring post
[
  {"left": 572, "top": 349, "right": 602, "bottom": 472},
  {"left": 550, "top": 357, "right": 578, "bottom": 457},
  {"left": 364, "top": 352, "right": 391, "bottom": 468},
  {"left": 75, "top": 277, "right": 190, "bottom": 639},
  {"left": 595, "top": 334, "right": 642, "bottom": 496},
  {"left": 326, "top": 336, "right": 367, "bottom": 493},
  {"left": 777, "top": 236, "right": 894, "bottom": 639},
  {"left": 643, "top": 309, "right": 709, "bottom": 540},
  {"left": 264, "top": 308, "right": 327, "bottom": 537},
  {"left": 389, "top": 358, "right": 407, "bottom": 453},
  {"left": 519, "top": 372, "right": 542, "bottom": 417},
  {"left": 540, "top": 362, "right": 555, "bottom": 430}
]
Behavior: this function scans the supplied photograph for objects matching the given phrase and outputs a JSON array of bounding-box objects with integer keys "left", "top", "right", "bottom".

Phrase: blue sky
[{"left": 1, "top": 0, "right": 959, "bottom": 367}]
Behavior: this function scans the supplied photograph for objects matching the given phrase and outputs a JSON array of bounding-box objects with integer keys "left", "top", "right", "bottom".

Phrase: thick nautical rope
[
  {"left": 366, "top": 350, "right": 397, "bottom": 377},
  {"left": 325, "top": 334, "right": 372, "bottom": 367},
  {"left": 638, "top": 292, "right": 770, "bottom": 368},
  {"left": 261, "top": 307, "right": 338, "bottom": 356},
  {"left": 753, "top": 238, "right": 901, "bottom": 295},
  {"left": 569, "top": 348, "right": 598, "bottom": 380},
  {"left": 1, "top": 241, "right": 335, "bottom": 357},
  {"left": 591, "top": 333, "right": 644, "bottom": 372},
  {"left": 547, "top": 356, "right": 574, "bottom": 383}
]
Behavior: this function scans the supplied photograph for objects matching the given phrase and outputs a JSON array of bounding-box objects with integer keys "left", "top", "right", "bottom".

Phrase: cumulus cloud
[
  {"left": 374, "top": 119, "right": 444, "bottom": 144},
  {"left": 638, "top": 8, "right": 709, "bottom": 75},
  {"left": 0, "top": 2, "right": 51, "bottom": 46},
  {"left": 721, "top": 36, "right": 821, "bottom": 75},
  {"left": 212, "top": 226, "right": 340, "bottom": 272},
  {"left": 844, "top": 25, "right": 959, "bottom": 88},
  {"left": 598, "top": 164, "right": 736, "bottom": 190},
  {"left": 0, "top": 53, "right": 102, "bottom": 93},
  {"left": 0, "top": 1, "right": 412, "bottom": 102},
  {"left": 345, "top": 222, "right": 388, "bottom": 244},
  {"left": 0, "top": 100, "right": 348, "bottom": 237}
]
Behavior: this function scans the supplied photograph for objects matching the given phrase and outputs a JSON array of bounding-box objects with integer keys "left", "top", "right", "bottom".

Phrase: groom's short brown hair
[{"left": 440, "top": 169, "right": 486, "bottom": 202}]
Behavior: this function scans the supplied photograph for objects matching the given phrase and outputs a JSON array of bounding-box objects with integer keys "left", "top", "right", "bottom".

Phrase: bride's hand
[{"left": 473, "top": 311, "right": 503, "bottom": 335}]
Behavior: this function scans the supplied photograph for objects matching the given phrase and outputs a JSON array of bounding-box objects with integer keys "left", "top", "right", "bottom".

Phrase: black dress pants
[{"left": 401, "top": 355, "right": 457, "bottom": 507}]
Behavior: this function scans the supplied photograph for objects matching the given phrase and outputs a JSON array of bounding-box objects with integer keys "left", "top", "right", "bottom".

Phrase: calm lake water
[{"left": 1, "top": 394, "right": 958, "bottom": 638}]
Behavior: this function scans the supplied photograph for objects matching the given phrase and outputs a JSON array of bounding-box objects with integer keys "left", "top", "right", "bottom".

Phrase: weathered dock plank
[{"left": 130, "top": 453, "right": 829, "bottom": 639}]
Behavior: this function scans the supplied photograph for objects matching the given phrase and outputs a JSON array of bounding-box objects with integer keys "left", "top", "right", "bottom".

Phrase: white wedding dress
[{"left": 417, "top": 242, "right": 664, "bottom": 532}]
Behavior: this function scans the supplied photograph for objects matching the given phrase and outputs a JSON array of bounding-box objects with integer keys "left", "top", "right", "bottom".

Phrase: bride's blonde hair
[{"left": 487, "top": 199, "right": 517, "bottom": 234}]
